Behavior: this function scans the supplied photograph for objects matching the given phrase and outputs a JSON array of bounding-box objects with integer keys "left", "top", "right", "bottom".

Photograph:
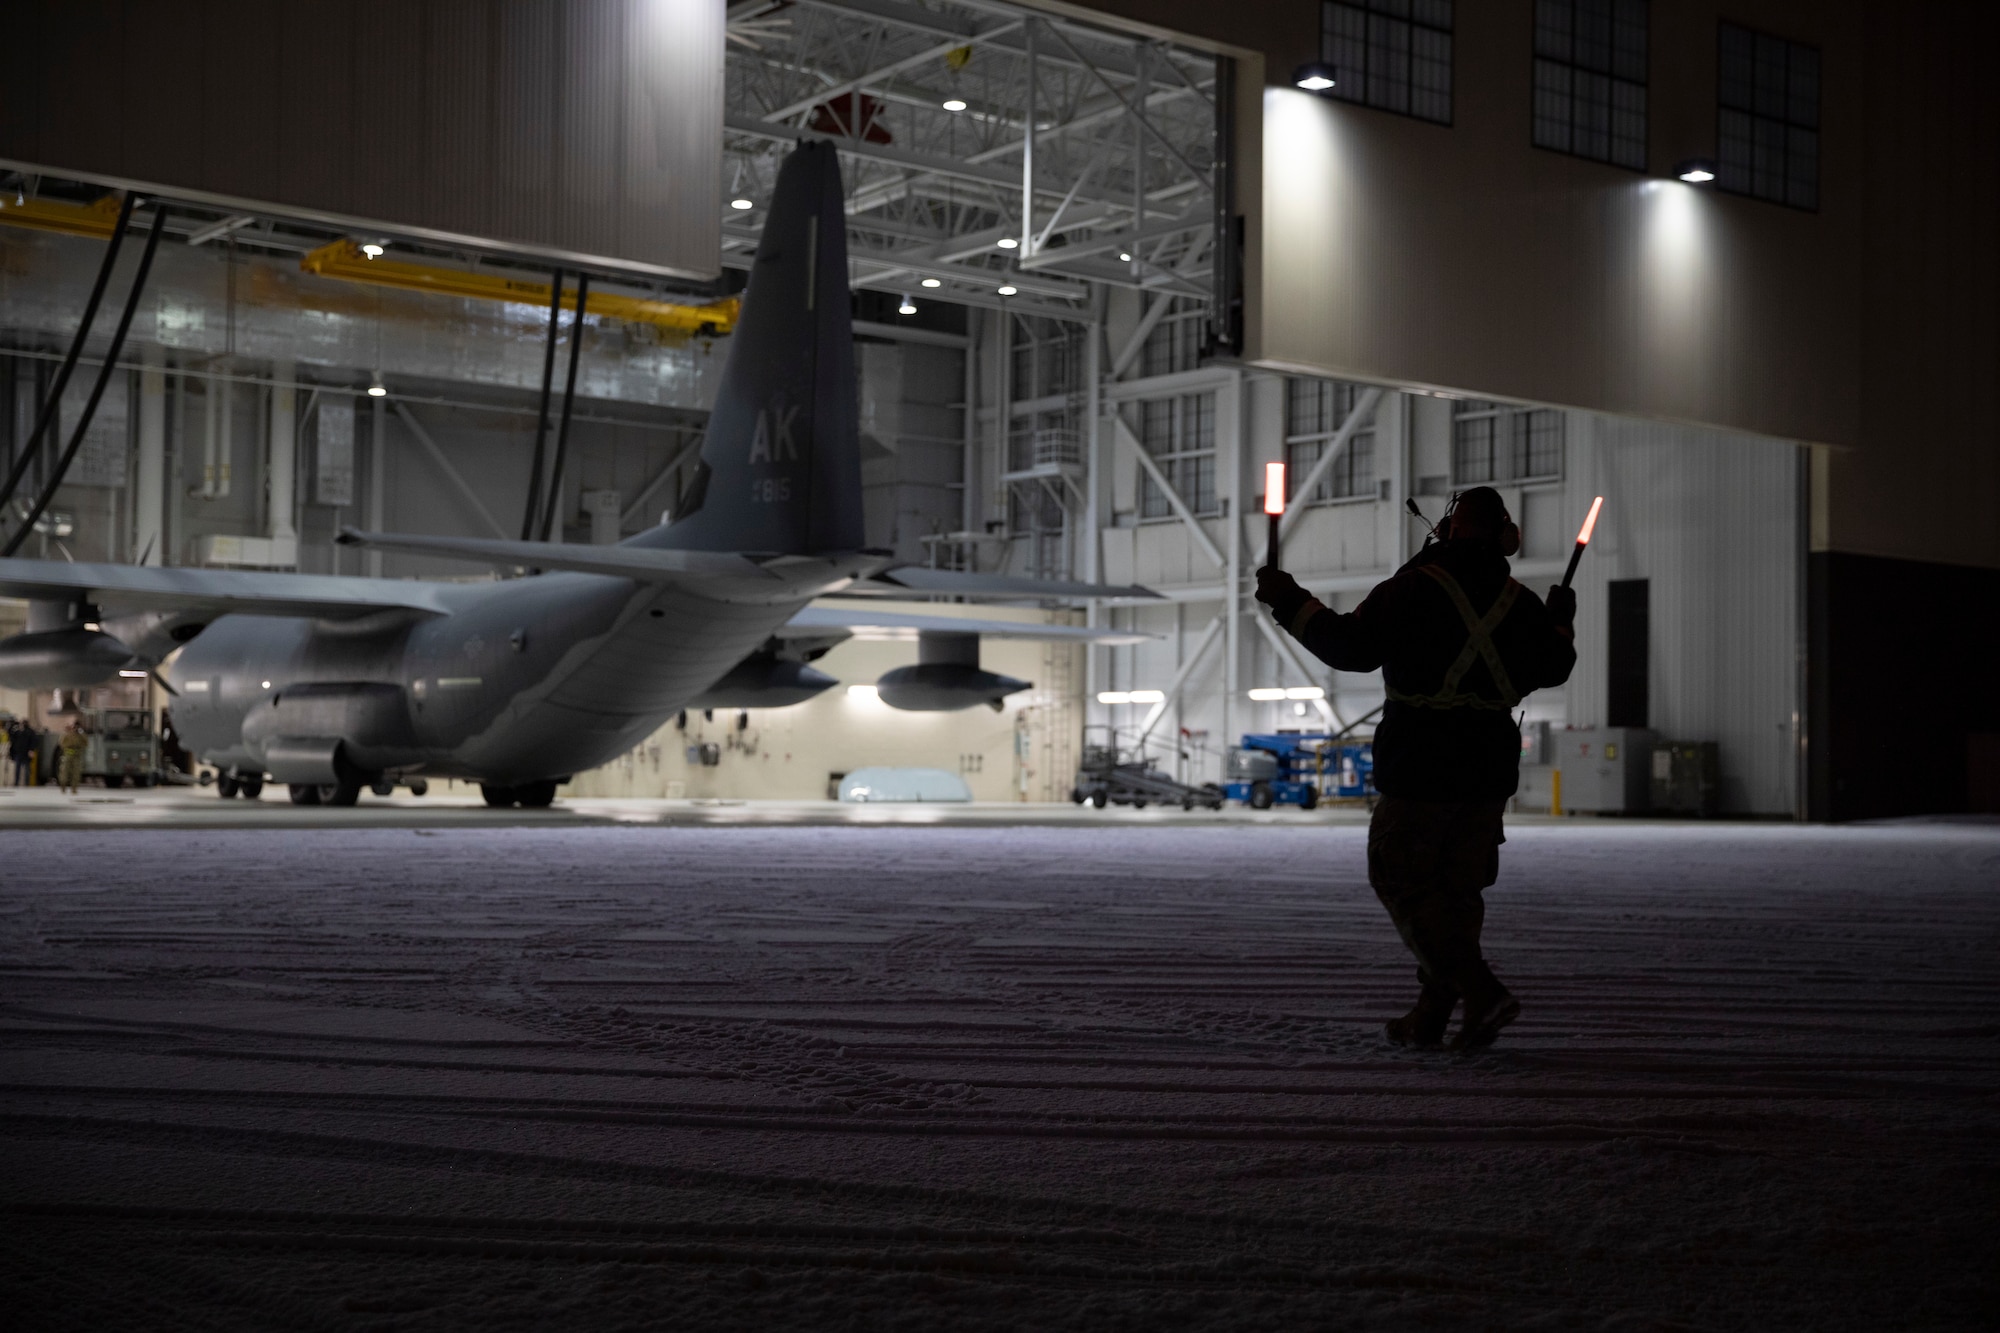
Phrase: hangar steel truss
[{"left": 723, "top": 0, "right": 1231, "bottom": 330}]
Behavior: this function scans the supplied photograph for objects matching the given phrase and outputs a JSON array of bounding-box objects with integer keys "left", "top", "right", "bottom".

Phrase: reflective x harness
[{"left": 1384, "top": 564, "right": 1523, "bottom": 711}]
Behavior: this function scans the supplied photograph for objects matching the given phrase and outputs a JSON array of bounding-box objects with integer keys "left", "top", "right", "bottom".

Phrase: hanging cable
[
  {"left": 538, "top": 274, "right": 591, "bottom": 541},
  {"left": 5, "top": 204, "right": 169, "bottom": 557},
  {"left": 519, "top": 270, "right": 565, "bottom": 539},
  {"left": 0, "top": 192, "right": 138, "bottom": 524}
]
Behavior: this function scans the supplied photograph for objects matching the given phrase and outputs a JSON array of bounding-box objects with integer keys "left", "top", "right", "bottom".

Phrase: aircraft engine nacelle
[
  {"left": 0, "top": 627, "right": 137, "bottom": 690},
  {"left": 874, "top": 631, "right": 1028, "bottom": 712},
  {"left": 684, "top": 650, "right": 838, "bottom": 710}
]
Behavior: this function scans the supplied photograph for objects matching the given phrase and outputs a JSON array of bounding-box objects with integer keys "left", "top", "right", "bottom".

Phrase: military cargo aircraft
[{"left": 0, "top": 143, "right": 1153, "bottom": 807}]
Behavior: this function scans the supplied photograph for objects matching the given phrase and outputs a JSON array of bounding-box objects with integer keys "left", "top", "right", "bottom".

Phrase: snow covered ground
[{"left": 2, "top": 820, "right": 1995, "bottom": 1330}]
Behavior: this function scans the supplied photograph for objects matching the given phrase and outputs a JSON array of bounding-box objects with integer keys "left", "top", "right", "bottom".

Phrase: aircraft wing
[
  {"left": 862, "top": 567, "right": 1162, "bottom": 600},
  {"left": 334, "top": 529, "right": 776, "bottom": 580},
  {"left": 780, "top": 606, "right": 1156, "bottom": 644},
  {"left": 0, "top": 557, "right": 457, "bottom": 619}
]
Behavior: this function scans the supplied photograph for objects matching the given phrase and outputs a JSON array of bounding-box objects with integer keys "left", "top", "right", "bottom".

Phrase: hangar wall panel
[{"left": 0, "top": 0, "right": 723, "bottom": 280}]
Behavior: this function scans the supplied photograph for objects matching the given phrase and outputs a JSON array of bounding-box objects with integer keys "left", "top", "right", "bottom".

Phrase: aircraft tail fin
[{"left": 636, "top": 141, "right": 863, "bottom": 557}]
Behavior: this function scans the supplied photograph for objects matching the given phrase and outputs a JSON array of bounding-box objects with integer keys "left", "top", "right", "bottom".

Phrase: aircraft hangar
[{"left": 0, "top": 2, "right": 1995, "bottom": 1328}]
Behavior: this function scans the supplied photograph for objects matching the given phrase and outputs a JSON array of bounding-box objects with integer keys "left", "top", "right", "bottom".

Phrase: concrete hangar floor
[{"left": 0, "top": 802, "right": 1994, "bottom": 1331}]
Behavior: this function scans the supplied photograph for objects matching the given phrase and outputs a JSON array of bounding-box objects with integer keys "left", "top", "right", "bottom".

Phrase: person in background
[
  {"left": 1255, "top": 486, "right": 1577, "bottom": 1052},
  {"left": 8, "top": 718, "right": 36, "bottom": 787},
  {"left": 56, "top": 717, "right": 88, "bottom": 795}
]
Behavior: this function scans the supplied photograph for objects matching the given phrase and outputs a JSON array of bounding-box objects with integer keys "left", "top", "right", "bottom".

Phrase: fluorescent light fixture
[
  {"left": 1118, "top": 252, "right": 1132, "bottom": 262},
  {"left": 1097, "top": 691, "right": 1131, "bottom": 704},
  {"left": 1675, "top": 158, "right": 1717, "bottom": 183},
  {"left": 1247, "top": 687, "right": 1287, "bottom": 702},
  {"left": 996, "top": 237, "right": 1018, "bottom": 249},
  {"left": 118, "top": 669, "right": 149, "bottom": 679},
  {"left": 260, "top": 680, "right": 272, "bottom": 689},
  {"left": 921, "top": 277, "right": 942, "bottom": 288},
  {"left": 359, "top": 242, "right": 386, "bottom": 258},
  {"left": 847, "top": 684, "right": 880, "bottom": 700},
  {"left": 898, "top": 295, "right": 917, "bottom": 315},
  {"left": 1128, "top": 689, "right": 1165, "bottom": 704},
  {"left": 366, "top": 376, "right": 387, "bottom": 397},
  {"left": 729, "top": 197, "right": 754, "bottom": 210},
  {"left": 1099, "top": 689, "right": 1166, "bottom": 706},
  {"left": 1284, "top": 686, "right": 1325, "bottom": 700},
  {"left": 996, "top": 284, "right": 1017, "bottom": 296},
  {"left": 1293, "top": 62, "right": 1337, "bottom": 92},
  {"left": 942, "top": 98, "right": 967, "bottom": 112}
]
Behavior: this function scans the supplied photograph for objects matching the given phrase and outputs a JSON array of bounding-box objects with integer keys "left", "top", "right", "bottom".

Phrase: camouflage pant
[
  {"left": 1366, "top": 794, "right": 1509, "bottom": 1001},
  {"left": 58, "top": 753, "right": 83, "bottom": 788}
]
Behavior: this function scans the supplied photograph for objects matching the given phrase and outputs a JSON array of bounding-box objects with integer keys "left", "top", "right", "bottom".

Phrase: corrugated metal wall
[
  {"left": 1, "top": 0, "right": 722, "bottom": 280},
  {"left": 1567, "top": 413, "right": 1800, "bottom": 815}
]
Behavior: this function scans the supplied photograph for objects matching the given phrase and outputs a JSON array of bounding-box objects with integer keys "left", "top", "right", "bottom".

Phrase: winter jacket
[{"left": 1280, "top": 539, "right": 1576, "bottom": 801}]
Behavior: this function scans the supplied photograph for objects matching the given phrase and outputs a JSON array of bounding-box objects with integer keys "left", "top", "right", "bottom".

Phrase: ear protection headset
[{"left": 1436, "top": 490, "right": 1522, "bottom": 557}]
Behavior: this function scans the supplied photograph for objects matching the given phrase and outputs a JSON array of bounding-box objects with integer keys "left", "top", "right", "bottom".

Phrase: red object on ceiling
[{"left": 808, "top": 93, "right": 892, "bottom": 145}]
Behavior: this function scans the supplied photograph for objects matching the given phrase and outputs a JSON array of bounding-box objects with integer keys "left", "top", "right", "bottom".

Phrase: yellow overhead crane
[
  {"left": 300, "top": 240, "right": 739, "bottom": 337},
  {"left": 0, "top": 194, "right": 738, "bottom": 337},
  {"left": 0, "top": 193, "right": 124, "bottom": 239}
]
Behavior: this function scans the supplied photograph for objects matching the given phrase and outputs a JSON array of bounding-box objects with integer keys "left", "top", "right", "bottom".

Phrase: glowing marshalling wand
[
  {"left": 1560, "top": 495, "right": 1605, "bottom": 588},
  {"left": 1264, "top": 462, "right": 1287, "bottom": 569}
]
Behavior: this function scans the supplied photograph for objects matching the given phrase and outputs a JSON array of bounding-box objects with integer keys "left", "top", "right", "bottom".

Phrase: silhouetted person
[
  {"left": 8, "top": 719, "right": 36, "bottom": 787},
  {"left": 1256, "top": 486, "right": 1576, "bottom": 1050}
]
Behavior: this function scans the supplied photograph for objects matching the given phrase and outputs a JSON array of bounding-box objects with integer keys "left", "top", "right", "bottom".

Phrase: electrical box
[
  {"left": 1517, "top": 726, "right": 1657, "bottom": 814},
  {"left": 1519, "top": 720, "right": 1551, "bottom": 766},
  {"left": 1650, "top": 741, "right": 1720, "bottom": 816}
]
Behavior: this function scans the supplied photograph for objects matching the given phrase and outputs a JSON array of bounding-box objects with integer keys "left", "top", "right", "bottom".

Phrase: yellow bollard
[{"left": 1550, "top": 768, "right": 1563, "bottom": 818}]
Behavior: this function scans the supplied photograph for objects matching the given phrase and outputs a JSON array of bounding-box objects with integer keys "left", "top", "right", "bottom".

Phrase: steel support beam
[
  {"left": 1137, "top": 613, "right": 1222, "bottom": 742},
  {"left": 392, "top": 402, "right": 509, "bottom": 541},
  {"left": 1279, "top": 387, "right": 1383, "bottom": 542},
  {"left": 1109, "top": 413, "right": 1225, "bottom": 570}
]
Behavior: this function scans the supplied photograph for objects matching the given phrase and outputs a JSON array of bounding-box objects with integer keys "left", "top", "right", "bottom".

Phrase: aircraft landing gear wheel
[
  {"left": 1249, "top": 782, "right": 1275, "bottom": 810},
  {"left": 216, "top": 773, "right": 240, "bottom": 799},
  {"left": 369, "top": 779, "right": 395, "bottom": 798},
  {"left": 237, "top": 778, "right": 264, "bottom": 800},
  {"left": 481, "top": 783, "right": 518, "bottom": 808},
  {"left": 1070, "top": 787, "right": 1085, "bottom": 805},
  {"left": 1090, "top": 789, "right": 1108, "bottom": 809},
  {"left": 515, "top": 780, "right": 558, "bottom": 809},
  {"left": 317, "top": 781, "right": 360, "bottom": 807},
  {"left": 289, "top": 784, "right": 322, "bottom": 806},
  {"left": 407, "top": 779, "right": 429, "bottom": 797},
  {"left": 1182, "top": 796, "right": 1195, "bottom": 811},
  {"left": 1300, "top": 786, "right": 1320, "bottom": 811},
  {"left": 1132, "top": 799, "right": 1147, "bottom": 809}
]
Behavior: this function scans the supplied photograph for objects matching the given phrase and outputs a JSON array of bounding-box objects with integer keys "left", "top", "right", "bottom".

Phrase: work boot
[
  {"left": 1384, "top": 982, "right": 1457, "bottom": 1049},
  {"left": 1452, "top": 987, "right": 1521, "bottom": 1051}
]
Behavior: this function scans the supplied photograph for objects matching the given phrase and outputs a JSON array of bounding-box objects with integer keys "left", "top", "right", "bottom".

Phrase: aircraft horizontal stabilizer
[
  {"left": 0, "top": 556, "right": 454, "bottom": 620},
  {"left": 335, "top": 529, "right": 776, "bottom": 582},
  {"left": 865, "top": 568, "right": 1161, "bottom": 600},
  {"left": 781, "top": 606, "right": 1156, "bottom": 644}
]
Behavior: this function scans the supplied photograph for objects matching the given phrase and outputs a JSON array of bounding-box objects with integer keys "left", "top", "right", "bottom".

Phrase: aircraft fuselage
[{"left": 165, "top": 570, "right": 809, "bottom": 785}]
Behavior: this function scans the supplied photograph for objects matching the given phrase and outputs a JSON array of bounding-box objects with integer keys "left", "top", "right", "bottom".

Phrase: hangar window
[
  {"left": 1717, "top": 23, "right": 1819, "bottom": 211},
  {"left": 1140, "top": 299, "right": 1208, "bottom": 379},
  {"left": 1137, "top": 394, "right": 1217, "bottom": 520},
  {"left": 1285, "top": 379, "right": 1378, "bottom": 505},
  {"left": 1321, "top": 0, "right": 1454, "bottom": 126},
  {"left": 1532, "top": 0, "right": 1648, "bottom": 171},
  {"left": 1012, "top": 316, "right": 1082, "bottom": 400},
  {"left": 1451, "top": 401, "right": 1564, "bottom": 486}
]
